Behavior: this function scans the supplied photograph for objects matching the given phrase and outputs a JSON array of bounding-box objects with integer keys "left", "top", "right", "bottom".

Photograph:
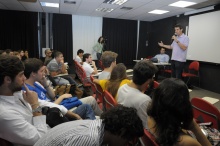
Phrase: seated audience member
[
  {"left": 44, "top": 48, "right": 52, "bottom": 65},
  {"left": 152, "top": 47, "right": 169, "bottom": 63},
  {"left": 82, "top": 53, "right": 98, "bottom": 77},
  {"left": 14, "top": 51, "right": 21, "bottom": 60},
  {"left": 0, "top": 50, "right": 6, "bottom": 55},
  {"left": 5, "top": 49, "right": 14, "bottom": 56},
  {"left": 147, "top": 78, "right": 211, "bottom": 146},
  {"left": 18, "top": 50, "right": 25, "bottom": 60},
  {"left": 23, "top": 58, "right": 95, "bottom": 120},
  {"left": 47, "top": 51, "right": 77, "bottom": 85},
  {"left": 0, "top": 55, "right": 48, "bottom": 145},
  {"left": 94, "top": 63, "right": 130, "bottom": 99},
  {"left": 75, "top": 49, "right": 84, "bottom": 65},
  {"left": 152, "top": 48, "right": 169, "bottom": 80},
  {"left": 117, "top": 60, "right": 157, "bottom": 128},
  {"left": 22, "top": 50, "right": 29, "bottom": 61},
  {"left": 34, "top": 105, "right": 144, "bottom": 146},
  {"left": 99, "top": 51, "right": 118, "bottom": 80}
]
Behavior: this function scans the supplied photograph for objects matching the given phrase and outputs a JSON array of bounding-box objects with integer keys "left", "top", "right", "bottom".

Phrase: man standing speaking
[{"left": 158, "top": 24, "right": 189, "bottom": 79}]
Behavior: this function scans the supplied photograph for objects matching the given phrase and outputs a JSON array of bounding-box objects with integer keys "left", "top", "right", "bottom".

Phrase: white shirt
[
  {"left": 82, "top": 62, "right": 94, "bottom": 77},
  {"left": 75, "top": 55, "right": 82, "bottom": 65},
  {"left": 0, "top": 91, "right": 48, "bottom": 146},
  {"left": 117, "top": 84, "right": 151, "bottom": 129}
]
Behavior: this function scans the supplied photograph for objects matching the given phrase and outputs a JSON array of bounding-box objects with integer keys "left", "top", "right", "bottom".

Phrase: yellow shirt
[{"left": 99, "top": 79, "right": 131, "bottom": 99}]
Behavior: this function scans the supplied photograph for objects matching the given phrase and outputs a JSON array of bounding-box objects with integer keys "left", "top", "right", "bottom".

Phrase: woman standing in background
[{"left": 93, "top": 36, "right": 104, "bottom": 60}]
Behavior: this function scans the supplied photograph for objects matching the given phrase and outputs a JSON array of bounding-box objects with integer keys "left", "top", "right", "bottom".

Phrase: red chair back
[
  {"left": 103, "top": 90, "right": 117, "bottom": 110},
  {"left": 98, "top": 60, "right": 105, "bottom": 70},
  {"left": 0, "top": 138, "right": 13, "bottom": 146},
  {"left": 141, "top": 129, "right": 159, "bottom": 146},
  {"left": 153, "top": 81, "right": 159, "bottom": 89},
  {"left": 189, "top": 61, "right": 199, "bottom": 71},
  {"left": 191, "top": 97, "right": 220, "bottom": 130}
]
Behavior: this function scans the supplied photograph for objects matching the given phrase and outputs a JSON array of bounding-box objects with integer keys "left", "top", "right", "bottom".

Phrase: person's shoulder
[{"left": 176, "top": 135, "right": 201, "bottom": 146}]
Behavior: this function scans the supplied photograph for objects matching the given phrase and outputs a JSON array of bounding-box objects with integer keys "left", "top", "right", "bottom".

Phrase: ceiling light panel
[
  {"left": 40, "top": 2, "right": 59, "bottom": 8},
  {"left": 96, "top": 8, "right": 114, "bottom": 12},
  {"left": 103, "top": 0, "right": 128, "bottom": 5},
  {"left": 169, "top": 1, "right": 197, "bottom": 8},
  {"left": 148, "top": 9, "right": 169, "bottom": 14}
]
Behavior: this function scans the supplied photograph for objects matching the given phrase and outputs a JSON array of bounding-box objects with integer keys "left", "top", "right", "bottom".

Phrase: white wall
[{"left": 72, "top": 15, "right": 102, "bottom": 60}]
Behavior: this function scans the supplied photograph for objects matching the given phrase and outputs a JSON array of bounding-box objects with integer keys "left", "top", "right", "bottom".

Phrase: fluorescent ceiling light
[
  {"left": 148, "top": 9, "right": 169, "bottom": 14},
  {"left": 103, "top": 0, "right": 128, "bottom": 5},
  {"left": 96, "top": 8, "right": 114, "bottom": 12},
  {"left": 169, "top": 1, "right": 196, "bottom": 8},
  {"left": 40, "top": 2, "right": 59, "bottom": 8}
]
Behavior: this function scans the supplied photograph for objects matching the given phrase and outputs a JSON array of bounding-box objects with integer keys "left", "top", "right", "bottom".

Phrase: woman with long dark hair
[
  {"left": 94, "top": 63, "right": 130, "bottom": 99},
  {"left": 93, "top": 36, "right": 104, "bottom": 60},
  {"left": 147, "top": 78, "right": 211, "bottom": 146}
]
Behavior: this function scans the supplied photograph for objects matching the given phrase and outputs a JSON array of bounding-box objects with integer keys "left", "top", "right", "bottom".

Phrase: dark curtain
[
  {"left": 102, "top": 18, "right": 137, "bottom": 66},
  {"left": 53, "top": 14, "right": 73, "bottom": 64},
  {"left": 0, "top": 10, "right": 38, "bottom": 57}
]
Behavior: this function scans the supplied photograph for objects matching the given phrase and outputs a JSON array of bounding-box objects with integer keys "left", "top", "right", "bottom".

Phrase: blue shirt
[{"left": 154, "top": 54, "right": 170, "bottom": 63}]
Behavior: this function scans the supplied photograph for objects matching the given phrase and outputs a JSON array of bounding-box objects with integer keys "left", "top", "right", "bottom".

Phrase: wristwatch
[{"left": 32, "top": 106, "right": 42, "bottom": 113}]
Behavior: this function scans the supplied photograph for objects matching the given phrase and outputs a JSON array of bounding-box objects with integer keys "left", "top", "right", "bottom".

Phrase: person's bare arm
[
  {"left": 158, "top": 41, "right": 172, "bottom": 49},
  {"left": 91, "top": 61, "right": 98, "bottom": 74},
  {"left": 65, "top": 111, "right": 82, "bottom": 120},
  {"left": 188, "top": 120, "right": 212, "bottom": 146},
  {"left": 93, "top": 79, "right": 100, "bottom": 85}
]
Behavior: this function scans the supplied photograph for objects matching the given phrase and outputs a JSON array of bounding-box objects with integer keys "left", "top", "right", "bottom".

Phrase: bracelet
[{"left": 31, "top": 103, "right": 39, "bottom": 107}]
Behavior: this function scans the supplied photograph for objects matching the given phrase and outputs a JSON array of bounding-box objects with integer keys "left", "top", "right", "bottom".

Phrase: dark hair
[
  {"left": 147, "top": 78, "right": 193, "bottom": 146},
  {"left": 82, "top": 53, "right": 91, "bottom": 62},
  {"left": 98, "top": 36, "right": 103, "bottom": 44},
  {"left": 24, "top": 58, "right": 44, "bottom": 79},
  {"left": 101, "top": 105, "right": 144, "bottom": 140},
  {"left": 133, "top": 60, "right": 157, "bottom": 85},
  {"left": 54, "top": 51, "right": 62, "bottom": 58},
  {"left": 101, "top": 51, "right": 118, "bottom": 68},
  {"left": 5, "top": 49, "right": 12, "bottom": 54},
  {"left": 0, "top": 50, "right": 6, "bottom": 55},
  {"left": 106, "top": 63, "right": 127, "bottom": 98},
  {"left": 175, "top": 24, "right": 183, "bottom": 30},
  {"left": 77, "top": 49, "right": 84, "bottom": 55},
  {"left": 0, "top": 55, "right": 24, "bottom": 86}
]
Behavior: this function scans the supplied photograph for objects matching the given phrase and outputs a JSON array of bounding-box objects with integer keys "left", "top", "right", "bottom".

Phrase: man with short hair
[
  {"left": 0, "top": 55, "right": 48, "bottom": 145},
  {"left": 47, "top": 51, "right": 78, "bottom": 86},
  {"left": 99, "top": 51, "right": 118, "bottom": 80},
  {"left": 158, "top": 24, "right": 189, "bottom": 79},
  {"left": 24, "top": 58, "right": 95, "bottom": 120},
  {"left": 75, "top": 49, "right": 84, "bottom": 65},
  {"left": 34, "top": 105, "right": 144, "bottom": 146},
  {"left": 117, "top": 60, "right": 157, "bottom": 128},
  {"left": 5, "top": 49, "right": 14, "bottom": 56},
  {"left": 44, "top": 49, "right": 52, "bottom": 65},
  {"left": 82, "top": 53, "right": 98, "bottom": 77}
]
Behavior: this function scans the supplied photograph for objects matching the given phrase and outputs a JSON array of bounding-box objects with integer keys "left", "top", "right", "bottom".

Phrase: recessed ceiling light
[
  {"left": 148, "top": 9, "right": 169, "bottom": 14},
  {"left": 103, "top": 0, "right": 128, "bottom": 5},
  {"left": 169, "top": 1, "right": 196, "bottom": 8},
  {"left": 96, "top": 8, "right": 114, "bottom": 12},
  {"left": 40, "top": 2, "right": 59, "bottom": 8}
]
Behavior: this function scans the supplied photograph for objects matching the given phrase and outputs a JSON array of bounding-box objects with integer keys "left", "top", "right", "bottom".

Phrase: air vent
[
  {"left": 64, "top": 0, "right": 76, "bottom": 4},
  {"left": 103, "top": 0, "right": 127, "bottom": 5},
  {"left": 120, "top": 7, "right": 133, "bottom": 10},
  {"left": 96, "top": 8, "right": 114, "bottom": 12}
]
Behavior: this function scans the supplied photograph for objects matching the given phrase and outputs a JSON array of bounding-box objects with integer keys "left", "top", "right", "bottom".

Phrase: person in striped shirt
[{"left": 34, "top": 105, "right": 144, "bottom": 146}]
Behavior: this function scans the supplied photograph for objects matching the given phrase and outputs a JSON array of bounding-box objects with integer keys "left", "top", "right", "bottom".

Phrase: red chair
[
  {"left": 182, "top": 61, "right": 200, "bottom": 86},
  {"left": 103, "top": 90, "right": 117, "bottom": 110},
  {"left": 98, "top": 60, "right": 105, "bottom": 70},
  {"left": 74, "top": 60, "right": 91, "bottom": 87},
  {"left": 191, "top": 97, "right": 220, "bottom": 130},
  {"left": 141, "top": 129, "right": 159, "bottom": 146},
  {"left": 0, "top": 138, "right": 13, "bottom": 146},
  {"left": 153, "top": 81, "right": 159, "bottom": 89}
]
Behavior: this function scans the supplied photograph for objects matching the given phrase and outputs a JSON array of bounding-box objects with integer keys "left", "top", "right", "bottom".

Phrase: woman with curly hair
[
  {"left": 94, "top": 63, "right": 130, "bottom": 99},
  {"left": 147, "top": 78, "right": 211, "bottom": 146}
]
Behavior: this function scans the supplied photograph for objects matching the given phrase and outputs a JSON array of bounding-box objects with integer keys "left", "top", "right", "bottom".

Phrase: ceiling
[{"left": 0, "top": 0, "right": 220, "bottom": 21}]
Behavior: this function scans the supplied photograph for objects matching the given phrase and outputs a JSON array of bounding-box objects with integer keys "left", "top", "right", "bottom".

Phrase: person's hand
[
  {"left": 75, "top": 114, "right": 82, "bottom": 120},
  {"left": 60, "top": 59, "right": 64, "bottom": 64},
  {"left": 158, "top": 41, "right": 164, "bottom": 47},
  {"left": 60, "top": 94, "right": 72, "bottom": 99},
  {"left": 172, "top": 35, "right": 178, "bottom": 42},
  {"left": 91, "top": 61, "right": 96, "bottom": 66},
  {"left": 23, "top": 83, "right": 39, "bottom": 105}
]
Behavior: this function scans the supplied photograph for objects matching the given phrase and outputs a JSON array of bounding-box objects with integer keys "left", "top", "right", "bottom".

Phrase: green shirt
[{"left": 93, "top": 43, "right": 103, "bottom": 53}]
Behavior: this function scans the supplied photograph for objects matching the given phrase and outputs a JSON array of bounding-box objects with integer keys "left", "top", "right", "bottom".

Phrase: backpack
[{"left": 42, "top": 107, "right": 69, "bottom": 128}]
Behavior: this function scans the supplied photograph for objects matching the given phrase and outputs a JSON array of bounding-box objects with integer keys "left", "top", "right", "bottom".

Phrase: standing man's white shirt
[
  {"left": 117, "top": 84, "right": 151, "bottom": 129},
  {"left": 82, "top": 62, "right": 94, "bottom": 77}
]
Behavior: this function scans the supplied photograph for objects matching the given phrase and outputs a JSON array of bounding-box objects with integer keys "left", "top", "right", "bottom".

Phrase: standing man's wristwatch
[{"left": 32, "top": 106, "right": 42, "bottom": 113}]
